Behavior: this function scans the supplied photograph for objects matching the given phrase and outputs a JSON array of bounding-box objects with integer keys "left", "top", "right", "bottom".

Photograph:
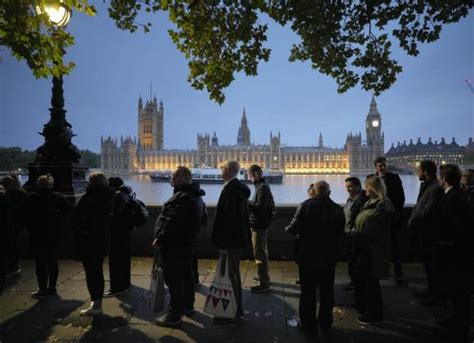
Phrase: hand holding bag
[
  {"left": 203, "top": 250, "right": 237, "bottom": 318},
  {"left": 148, "top": 247, "right": 165, "bottom": 312}
]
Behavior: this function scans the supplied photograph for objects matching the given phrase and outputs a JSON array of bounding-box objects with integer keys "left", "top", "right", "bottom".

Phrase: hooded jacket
[
  {"left": 212, "top": 178, "right": 251, "bottom": 249},
  {"left": 154, "top": 182, "right": 206, "bottom": 254}
]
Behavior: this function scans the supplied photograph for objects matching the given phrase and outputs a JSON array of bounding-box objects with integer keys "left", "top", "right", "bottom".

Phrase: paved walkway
[{"left": 0, "top": 259, "right": 472, "bottom": 342}]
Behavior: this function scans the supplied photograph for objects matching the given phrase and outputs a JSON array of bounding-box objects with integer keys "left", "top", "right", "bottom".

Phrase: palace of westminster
[
  {"left": 101, "top": 96, "right": 387, "bottom": 174},
  {"left": 101, "top": 94, "right": 474, "bottom": 174}
]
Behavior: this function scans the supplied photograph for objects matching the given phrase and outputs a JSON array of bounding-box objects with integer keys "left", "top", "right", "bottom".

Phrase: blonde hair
[
  {"left": 365, "top": 175, "right": 387, "bottom": 200},
  {"left": 88, "top": 172, "right": 109, "bottom": 189},
  {"left": 36, "top": 174, "right": 54, "bottom": 190}
]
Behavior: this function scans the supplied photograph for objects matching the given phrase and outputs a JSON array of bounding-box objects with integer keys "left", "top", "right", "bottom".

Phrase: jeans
[
  {"left": 82, "top": 256, "right": 105, "bottom": 301},
  {"left": 298, "top": 264, "right": 335, "bottom": 331},
  {"left": 251, "top": 229, "right": 270, "bottom": 285},
  {"left": 109, "top": 229, "right": 131, "bottom": 291},
  {"left": 162, "top": 252, "right": 195, "bottom": 319},
  {"left": 34, "top": 250, "right": 59, "bottom": 290}
]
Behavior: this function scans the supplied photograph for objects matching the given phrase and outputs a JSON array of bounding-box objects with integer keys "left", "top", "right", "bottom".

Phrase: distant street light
[{"left": 26, "top": 1, "right": 87, "bottom": 200}]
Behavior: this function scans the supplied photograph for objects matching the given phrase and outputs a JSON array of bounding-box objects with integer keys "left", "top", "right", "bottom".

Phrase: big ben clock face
[{"left": 372, "top": 120, "right": 379, "bottom": 127}]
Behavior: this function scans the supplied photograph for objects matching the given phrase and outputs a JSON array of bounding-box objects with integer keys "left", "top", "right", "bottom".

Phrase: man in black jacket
[
  {"left": 286, "top": 181, "right": 345, "bottom": 338},
  {"left": 212, "top": 160, "right": 251, "bottom": 325},
  {"left": 434, "top": 164, "right": 473, "bottom": 343},
  {"left": 372, "top": 156, "right": 405, "bottom": 285},
  {"left": 408, "top": 160, "right": 444, "bottom": 301},
  {"left": 248, "top": 164, "right": 274, "bottom": 293},
  {"left": 154, "top": 166, "right": 206, "bottom": 327}
]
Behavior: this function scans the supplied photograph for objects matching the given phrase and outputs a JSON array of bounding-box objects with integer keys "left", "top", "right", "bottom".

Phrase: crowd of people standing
[{"left": 0, "top": 157, "right": 472, "bottom": 342}]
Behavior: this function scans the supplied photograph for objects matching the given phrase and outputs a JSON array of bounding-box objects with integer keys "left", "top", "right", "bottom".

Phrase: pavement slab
[{"left": 0, "top": 258, "right": 472, "bottom": 343}]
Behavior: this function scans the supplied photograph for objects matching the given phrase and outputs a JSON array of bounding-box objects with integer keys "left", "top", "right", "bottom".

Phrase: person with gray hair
[
  {"left": 21, "top": 174, "right": 72, "bottom": 298},
  {"left": 286, "top": 180, "right": 345, "bottom": 339},
  {"left": 75, "top": 173, "right": 115, "bottom": 316},
  {"left": 211, "top": 160, "right": 251, "bottom": 325}
]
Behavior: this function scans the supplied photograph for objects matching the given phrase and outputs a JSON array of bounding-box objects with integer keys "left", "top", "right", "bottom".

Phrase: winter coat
[
  {"left": 408, "top": 178, "right": 444, "bottom": 246},
  {"left": 74, "top": 187, "right": 115, "bottom": 258},
  {"left": 286, "top": 195, "right": 345, "bottom": 268},
  {"left": 21, "top": 189, "right": 73, "bottom": 253},
  {"left": 248, "top": 178, "right": 274, "bottom": 230},
  {"left": 5, "top": 188, "right": 27, "bottom": 232},
  {"left": 354, "top": 197, "right": 394, "bottom": 279},
  {"left": 212, "top": 178, "right": 251, "bottom": 249},
  {"left": 154, "top": 183, "right": 206, "bottom": 256},
  {"left": 344, "top": 190, "right": 368, "bottom": 231},
  {"left": 110, "top": 185, "right": 134, "bottom": 252}
]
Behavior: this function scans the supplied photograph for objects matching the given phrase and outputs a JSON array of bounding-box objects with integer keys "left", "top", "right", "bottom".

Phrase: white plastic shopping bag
[{"left": 203, "top": 250, "right": 237, "bottom": 318}]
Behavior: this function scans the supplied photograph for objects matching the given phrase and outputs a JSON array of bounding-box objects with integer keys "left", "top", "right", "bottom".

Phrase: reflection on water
[{"left": 122, "top": 174, "right": 421, "bottom": 206}]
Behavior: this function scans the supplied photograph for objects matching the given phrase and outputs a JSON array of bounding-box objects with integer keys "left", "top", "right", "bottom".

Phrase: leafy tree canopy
[{"left": 1, "top": 1, "right": 472, "bottom": 103}]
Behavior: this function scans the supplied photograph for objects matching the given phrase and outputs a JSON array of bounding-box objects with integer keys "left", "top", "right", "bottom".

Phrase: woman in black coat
[
  {"left": 21, "top": 174, "right": 72, "bottom": 298},
  {"left": 75, "top": 173, "right": 114, "bottom": 316}
]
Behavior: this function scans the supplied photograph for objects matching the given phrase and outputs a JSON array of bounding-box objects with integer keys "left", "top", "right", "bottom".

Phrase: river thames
[{"left": 120, "top": 174, "right": 421, "bottom": 206}]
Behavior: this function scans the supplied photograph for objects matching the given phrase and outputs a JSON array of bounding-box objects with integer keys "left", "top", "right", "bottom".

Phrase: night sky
[{"left": 1, "top": 4, "right": 473, "bottom": 153}]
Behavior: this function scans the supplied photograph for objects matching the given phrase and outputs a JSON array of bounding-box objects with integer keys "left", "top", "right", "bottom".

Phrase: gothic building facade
[{"left": 101, "top": 95, "right": 385, "bottom": 174}]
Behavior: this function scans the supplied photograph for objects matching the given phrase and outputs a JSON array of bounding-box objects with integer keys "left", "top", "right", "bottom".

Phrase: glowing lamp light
[{"left": 36, "top": 1, "right": 71, "bottom": 27}]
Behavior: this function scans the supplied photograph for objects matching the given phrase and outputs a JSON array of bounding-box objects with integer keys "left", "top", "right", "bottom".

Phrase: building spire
[
  {"left": 370, "top": 94, "right": 377, "bottom": 109},
  {"left": 318, "top": 132, "right": 323, "bottom": 148}
]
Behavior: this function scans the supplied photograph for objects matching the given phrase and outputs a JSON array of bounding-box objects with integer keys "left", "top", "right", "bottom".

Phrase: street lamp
[{"left": 26, "top": 1, "right": 88, "bottom": 200}]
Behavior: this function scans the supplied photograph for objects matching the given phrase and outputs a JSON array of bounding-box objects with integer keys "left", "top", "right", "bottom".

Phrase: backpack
[{"left": 126, "top": 192, "right": 149, "bottom": 227}]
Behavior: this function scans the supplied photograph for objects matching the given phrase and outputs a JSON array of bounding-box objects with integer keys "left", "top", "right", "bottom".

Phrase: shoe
[
  {"left": 414, "top": 289, "right": 432, "bottom": 299},
  {"left": 103, "top": 289, "right": 128, "bottom": 298},
  {"left": 47, "top": 288, "right": 58, "bottom": 296},
  {"left": 31, "top": 290, "right": 48, "bottom": 299},
  {"left": 156, "top": 314, "right": 182, "bottom": 328},
  {"left": 252, "top": 277, "right": 259, "bottom": 284},
  {"left": 420, "top": 296, "right": 444, "bottom": 307},
  {"left": 357, "top": 315, "right": 382, "bottom": 325},
  {"left": 79, "top": 306, "right": 103, "bottom": 317},
  {"left": 6, "top": 268, "right": 21, "bottom": 277},
  {"left": 250, "top": 284, "right": 270, "bottom": 293},
  {"left": 183, "top": 308, "right": 195, "bottom": 316},
  {"left": 294, "top": 278, "right": 300, "bottom": 285},
  {"left": 297, "top": 322, "right": 318, "bottom": 338}
]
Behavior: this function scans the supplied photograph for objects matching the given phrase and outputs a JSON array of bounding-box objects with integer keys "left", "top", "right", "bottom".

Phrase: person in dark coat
[
  {"left": 104, "top": 177, "right": 133, "bottom": 297},
  {"left": 211, "top": 160, "right": 251, "bottom": 325},
  {"left": 0, "top": 175, "right": 28, "bottom": 276},
  {"left": 75, "top": 173, "right": 114, "bottom": 316},
  {"left": 434, "top": 164, "right": 473, "bottom": 343},
  {"left": 21, "top": 174, "right": 73, "bottom": 298},
  {"left": 353, "top": 175, "right": 395, "bottom": 325},
  {"left": 248, "top": 164, "right": 275, "bottom": 293},
  {"left": 461, "top": 168, "right": 474, "bottom": 210},
  {"left": 192, "top": 183, "right": 207, "bottom": 287},
  {"left": 371, "top": 156, "right": 405, "bottom": 285},
  {"left": 343, "top": 177, "right": 368, "bottom": 291},
  {"left": 0, "top": 185, "right": 11, "bottom": 292},
  {"left": 408, "top": 160, "right": 444, "bottom": 301},
  {"left": 286, "top": 181, "right": 345, "bottom": 339},
  {"left": 153, "top": 167, "right": 206, "bottom": 327}
]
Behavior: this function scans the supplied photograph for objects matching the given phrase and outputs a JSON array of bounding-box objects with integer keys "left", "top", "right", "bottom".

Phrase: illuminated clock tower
[{"left": 366, "top": 95, "right": 384, "bottom": 157}]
